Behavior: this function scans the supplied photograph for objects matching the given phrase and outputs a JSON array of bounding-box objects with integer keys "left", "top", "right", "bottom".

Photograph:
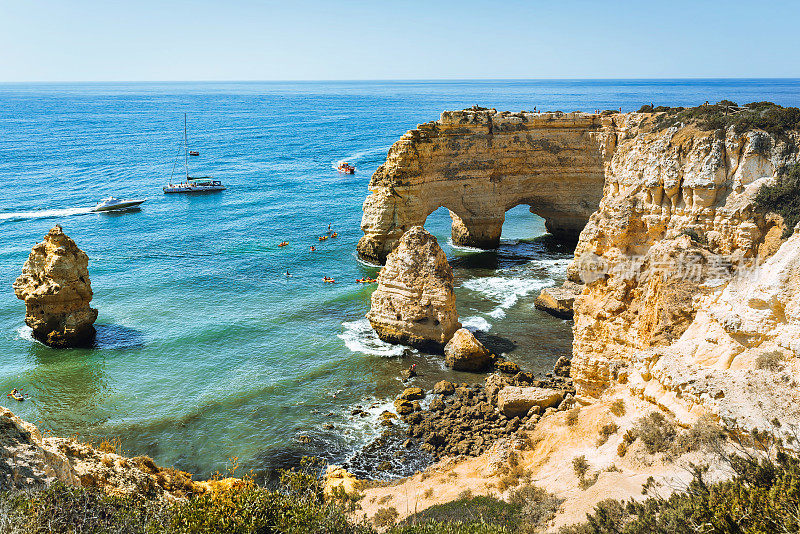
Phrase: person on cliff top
[{"left": 408, "top": 364, "right": 417, "bottom": 377}]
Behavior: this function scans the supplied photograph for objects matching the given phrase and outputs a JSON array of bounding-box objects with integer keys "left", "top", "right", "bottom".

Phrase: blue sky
[{"left": 1, "top": 0, "right": 798, "bottom": 81}]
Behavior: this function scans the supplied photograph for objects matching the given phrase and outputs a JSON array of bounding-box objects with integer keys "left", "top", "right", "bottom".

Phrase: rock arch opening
[{"left": 357, "top": 109, "right": 615, "bottom": 264}]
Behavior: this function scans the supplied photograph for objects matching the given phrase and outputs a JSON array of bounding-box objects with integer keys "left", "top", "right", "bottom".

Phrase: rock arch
[{"left": 357, "top": 109, "right": 618, "bottom": 263}]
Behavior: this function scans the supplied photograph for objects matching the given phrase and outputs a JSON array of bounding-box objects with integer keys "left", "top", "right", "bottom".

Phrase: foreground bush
[{"left": 561, "top": 450, "right": 800, "bottom": 534}]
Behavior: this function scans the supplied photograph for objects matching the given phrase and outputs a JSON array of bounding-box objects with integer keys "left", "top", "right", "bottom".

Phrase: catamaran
[{"left": 163, "top": 114, "right": 225, "bottom": 194}]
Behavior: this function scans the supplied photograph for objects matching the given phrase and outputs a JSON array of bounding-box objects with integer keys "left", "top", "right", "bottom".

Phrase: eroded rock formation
[
  {"left": 367, "top": 226, "right": 460, "bottom": 350},
  {"left": 0, "top": 406, "right": 201, "bottom": 499},
  {"left": 358, "top": 109, "right": 614, "bottom": 263},
  {"left": 569, "top": 117, "right": 797, "bottom": 401},
  {"left": 13, "top": 226, "right": 98, "bottom": 347}
]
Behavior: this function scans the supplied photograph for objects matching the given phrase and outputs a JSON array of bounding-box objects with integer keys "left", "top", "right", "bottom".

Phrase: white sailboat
[{"left": 163, "top": 114, "right": 225, "bottom": 194}]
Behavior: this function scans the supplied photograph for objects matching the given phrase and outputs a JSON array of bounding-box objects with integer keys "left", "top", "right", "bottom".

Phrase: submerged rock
[
  {"left": 13, "top": 225, "right": 98, "bottom": 347},
  {"left": 367, "top": 227, "right": 460, "bottom": 351},
  {"left": 444, "top": 328, "right": 493, "bottom": 371}
]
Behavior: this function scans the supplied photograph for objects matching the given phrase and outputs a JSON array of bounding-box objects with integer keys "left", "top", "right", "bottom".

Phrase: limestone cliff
[
  {"left": 367, "top": 226, "right": 460, "bottom": 350},
  {"left": 569, "top": 116, "right": 798, "bottom": 400},
  {"left": 357, "top": 109, "right": 615, "bottom": 263},
  {"left": 360, "top": 107, "right": 800, "bottom": 432},
  {"left": 13, "top": 225, "right": 98, "bottom": 347}
]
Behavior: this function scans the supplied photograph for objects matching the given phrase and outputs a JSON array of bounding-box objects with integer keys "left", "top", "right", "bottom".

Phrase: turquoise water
[{"left": 1, "top": 80, "right": 799, "bottom": 479}]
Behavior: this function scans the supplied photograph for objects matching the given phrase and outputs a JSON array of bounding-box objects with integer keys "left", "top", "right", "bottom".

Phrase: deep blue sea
[{"left": 1, "top": 79, "right": 798, "bottom": 479}]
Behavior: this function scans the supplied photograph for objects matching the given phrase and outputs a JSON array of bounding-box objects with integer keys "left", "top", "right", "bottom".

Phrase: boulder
[
  {"left": 553, "top": 355, "right": 571, "bottom": 377},
  {"left": 399, "top": 387, "right": 424, "bottom": 401},
  {"left": 444, "top": 328, "right": 492, "bottom": 371},
  {"left": 433, "top": 380, "right": 456, "bottom": 395},
  {"left": 495, "top": 359, "right": 520, "bottom": 374},
  {"left": 366, "top": 227, "right": 460, "bottom": 351},
  {"left": 13, "top": 226, "right": 98, "bottom": 347},
  {"left": 394, "top": 399, "right": 414, "bottom": 415},
  {"left": 534, "top": 281, "right": 583, "bottom": 319},
  {"left": 496, "top": 386, "right": 564, "bottom": 417},
  {"left": 323, "top": 465, "right": 361, "bottom": 499}
]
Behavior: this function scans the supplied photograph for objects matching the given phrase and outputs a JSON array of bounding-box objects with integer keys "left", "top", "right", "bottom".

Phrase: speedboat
[
  {"left": 337, "top": 162, "right": 355, "bottom": 174},
  {"left": 91, "top": 197, "right": 147, "bottom": 212}
]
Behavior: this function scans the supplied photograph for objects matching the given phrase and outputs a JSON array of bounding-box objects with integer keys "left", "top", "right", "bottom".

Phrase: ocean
[{"left": 1, "top": 79, "right": 799, "bottom": 479}]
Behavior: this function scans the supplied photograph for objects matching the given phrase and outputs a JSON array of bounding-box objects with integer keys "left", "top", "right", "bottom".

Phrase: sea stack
[
  {"left": 367, "top": 226, "right": 460, "bottom": 351},
  {"left": 13, "top": 225, "right": 98, "bottom": 348}
]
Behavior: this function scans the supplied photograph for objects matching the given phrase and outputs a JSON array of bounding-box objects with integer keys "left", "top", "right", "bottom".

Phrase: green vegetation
[
  {"left": 560, "top": 448, "right": 800, "bottom": 534},
  {"left": 754, "top": 164, "right": 800, "bottom": 237},
  {"left": 638, "top": 101, "right": 800, "bottom": 135}
]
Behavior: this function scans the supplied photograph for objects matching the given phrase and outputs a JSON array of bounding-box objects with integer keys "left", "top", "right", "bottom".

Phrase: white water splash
[
  {"left": 331, "top": 145, "right": 390, "bottom": 170},
  {"left": 16, "top": 325, "right": 34, "bottom": 342},
  {"left": 0, "top": 206, "right": 93, "bottom": 223},
  {"left": 461, "top": 316, "right": 492, "bottom": 332},
  {"left": 462, "top": 273, "right": 552, "bottom": 318},
  {"left": 338, "top": 318, "right": 409, "bottom": 357}
]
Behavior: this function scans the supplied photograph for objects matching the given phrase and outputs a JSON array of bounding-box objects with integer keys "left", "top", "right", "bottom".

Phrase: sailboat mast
[{"left": 184, "top": 113, "right": 189, "bottom": 180}]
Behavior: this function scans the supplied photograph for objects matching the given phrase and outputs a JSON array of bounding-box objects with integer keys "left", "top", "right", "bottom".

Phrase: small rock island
[{"left": 13, "top": 225, "right": 98, "bottom": 348}]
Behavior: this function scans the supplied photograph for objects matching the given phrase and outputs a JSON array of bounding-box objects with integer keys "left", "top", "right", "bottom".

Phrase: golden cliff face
[
  {"left": 357, "top": 109, "right": 616, "bottom": 264},
  {"left": 360, "top": 108, "right": 800, "bottom": 433},
  {"left": 569, "top": 115, "right": 799, "bottom": 404}
]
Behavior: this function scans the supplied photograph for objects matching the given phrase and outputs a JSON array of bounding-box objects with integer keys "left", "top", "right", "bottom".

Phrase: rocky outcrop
[
  {"left": 569, "top": 117, "right": 798, "bottom": 399},
  {"left": 357, "top": 109, "right": 614, "bottom": 263},
  {"left": 496, "top": 386, "right": 564, "bottom": 417},
  {"left": 534, "top": 281, "right": 584, "bottom": 319},
  {"left": 443, "top": 328, "right": 492, "bottom": 371},
  {"left": 0, "top": 406, "right": 199, "bottom": 499},
  {"left": 13, "top": 226, "right": 98, "bottom": 347},
  {"left": 367, "top": 226, "right": 460, "bottom": 350}
]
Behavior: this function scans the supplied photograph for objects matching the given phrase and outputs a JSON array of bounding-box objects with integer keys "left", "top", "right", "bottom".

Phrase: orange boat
[
  {"left": 278, "top": 241, "right": 289, "bottom": 247},
  {"left": 337, "top": 162, "right": 355, "bottom": 174}
]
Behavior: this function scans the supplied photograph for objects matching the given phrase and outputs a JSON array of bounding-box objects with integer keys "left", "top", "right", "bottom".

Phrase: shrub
[
  {"left": 630, "top": 412, "right": 677, "bottom": 454},
  {"left": 400, "top": 495, "right": 519, "bottom": 530},
  {"left": 647, "top": 101, "right": 800, "bottom": 135},
  {"left": 508, "top": 484, "right": 564, "bottom": 532},
  {"left": 756, "top": 350, "right": 787, "bottom": 371},
  {"left": 560, "top": 451, "right": 800, "bottom": 533},
  {"left": 673, "top": 414, "right": 725, "bottom": 455},
  {"left": 597, "top": 423, "right": 619, "bottom": 446},
  {"left": 572, "top": 456, "right": 590, "bottom": 480},
  {"left": 566, "top": 407, "right": 581, "bottom": 427},
  {"left": 754, "top": 165, "right": 800, "bottom": 237},
  {"left": 374, "top": 507, "right": 399, "bottom": 529},
  {"left": 609, "top": 399, "right": 625, "bottom": 417}
]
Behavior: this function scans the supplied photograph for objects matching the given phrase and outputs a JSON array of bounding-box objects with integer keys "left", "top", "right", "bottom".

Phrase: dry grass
[{"left": 597, "top": 422, "right": 619, "bottom": 446}]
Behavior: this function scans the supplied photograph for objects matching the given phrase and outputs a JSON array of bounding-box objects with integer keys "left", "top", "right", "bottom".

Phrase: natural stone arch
[{"left": 357, "top": 109, "right": 618, "bottom": 264}]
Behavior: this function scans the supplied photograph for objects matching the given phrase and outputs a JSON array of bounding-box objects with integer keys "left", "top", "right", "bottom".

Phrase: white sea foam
[
  {"left": 0, "top": 206, "right": 93, "bottom": 223},
  {"left": 331, "top": 145, "right": 390, "bottom": 170},
  {"left": 338, "top": 318, "right": 407, "bottom": 357},
  {"left": 16, "top": 325, "right": 34, "bottom": 342},
  {"left": 461, "top": 316, "right": 492, "bottom": 332},
  {"left": 462, "top": 275, "right": 551, "bottom": 317},
  {"left": 446, "top": 238, "right": 485, "bottom": 253}
]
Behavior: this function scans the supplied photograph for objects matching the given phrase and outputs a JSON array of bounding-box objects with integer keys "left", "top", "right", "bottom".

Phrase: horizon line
[{"left": 2, "top": 76, "right": 800, "bottom": 85}]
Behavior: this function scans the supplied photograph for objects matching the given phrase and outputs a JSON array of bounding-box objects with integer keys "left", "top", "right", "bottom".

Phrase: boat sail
[{"left": 163, "top": 114, "right": 225, "bottom": 194}]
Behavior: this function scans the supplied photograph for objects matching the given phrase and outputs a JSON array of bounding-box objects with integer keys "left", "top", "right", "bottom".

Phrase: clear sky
[{"left": 1, "top": 0, "right": 799, "bottom": 82}]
